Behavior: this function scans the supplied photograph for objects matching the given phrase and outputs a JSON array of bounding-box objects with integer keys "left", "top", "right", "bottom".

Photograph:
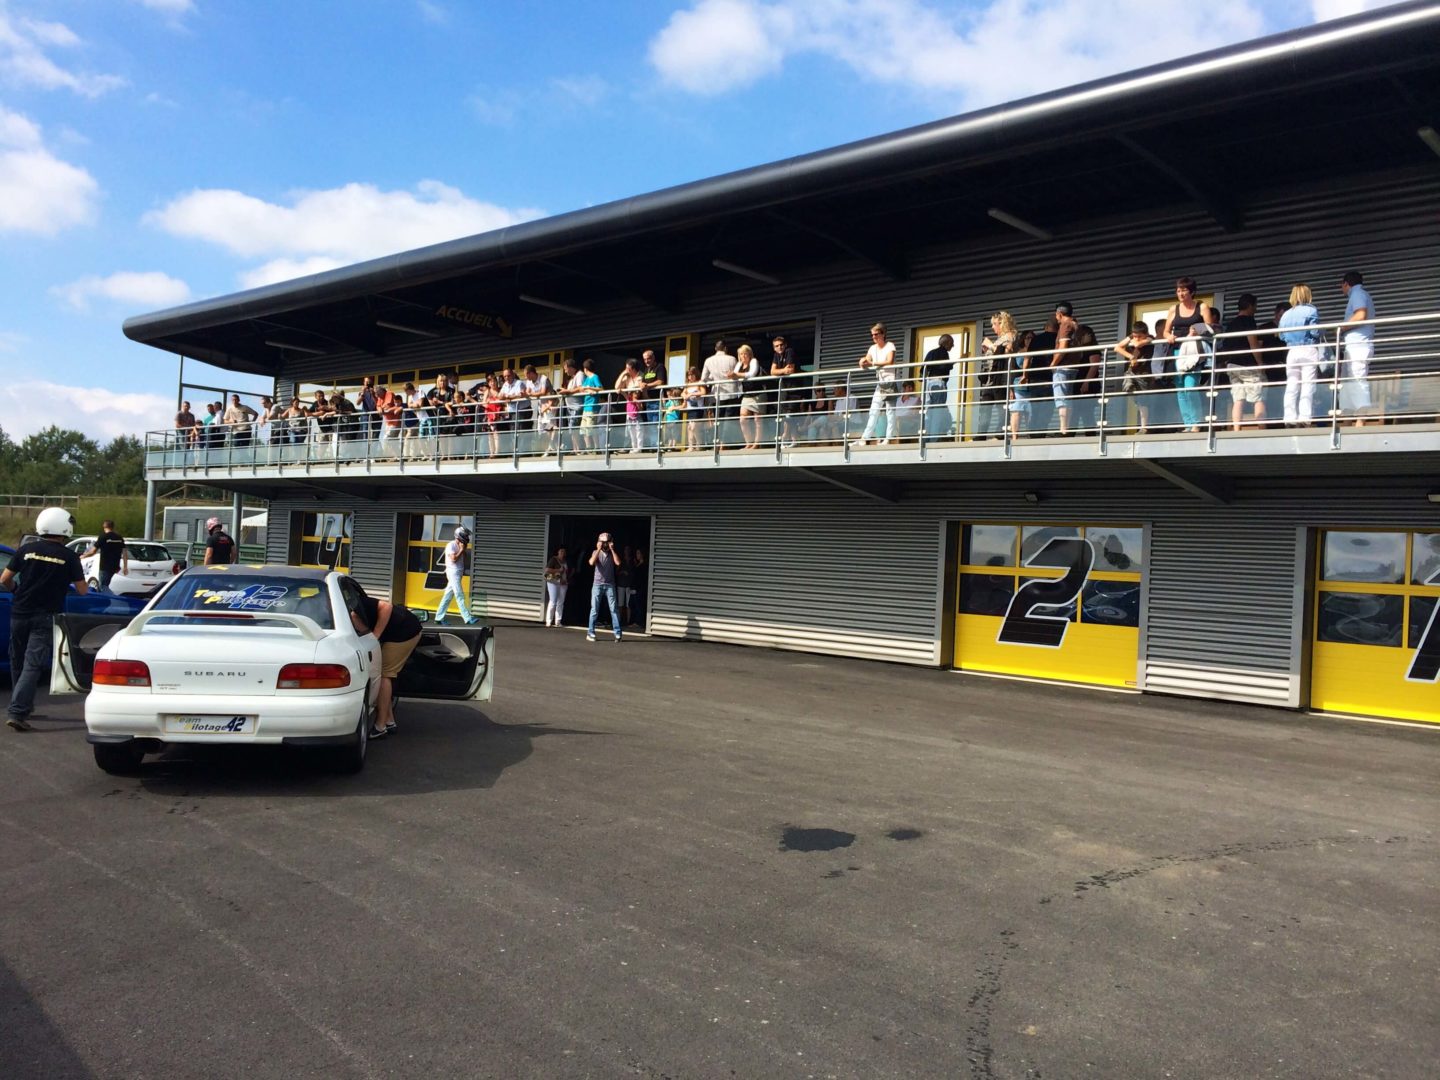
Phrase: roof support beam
[
  {"left": 571, "top": 473, "right": 673, "bottom": 502},
  {"left": 1135, "top": 459, "right": 1233, "bottom": 505},
  {"left": 765, "top": 208, "right": 909, "bottom": 281},
  {"left": 287, "top": 480, "right": 380, "bottom": 502},
  {"left": 1114, "top": 134, "right": 1241, "bottom": 233},
  {"left": 418, "top": 478, "right": 509, "bottom": 503},
  {"left": 254, "top": 317, "right": 386, "bottom": 358},
  {"left": 538, "top": 260, "right": 682, "bottom": 313},
  {"left": 795, "top": 467, "right": 899, "bottom": 503}
]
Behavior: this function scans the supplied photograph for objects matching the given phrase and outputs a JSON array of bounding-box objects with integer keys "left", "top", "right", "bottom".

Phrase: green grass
[{"left": 1, "top": 496, "right": 176, "bottom": 546}]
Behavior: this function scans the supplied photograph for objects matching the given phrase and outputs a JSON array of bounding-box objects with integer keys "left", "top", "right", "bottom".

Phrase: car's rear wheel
[
  {"left": 93, "top": 741, "right": 145, "bottom": 776},
  {"left": 326, "top": 705, "right": 368, "bottom": 775}
]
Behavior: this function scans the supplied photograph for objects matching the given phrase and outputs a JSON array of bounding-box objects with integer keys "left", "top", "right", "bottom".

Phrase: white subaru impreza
[{"left": 51, "top": 564, "right": 493, "bottom": 775}]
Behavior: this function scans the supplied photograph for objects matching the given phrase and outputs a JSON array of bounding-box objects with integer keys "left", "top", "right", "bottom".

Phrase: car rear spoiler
[{"left": 122, "top": 610, "right": 327, "bottom": 641}]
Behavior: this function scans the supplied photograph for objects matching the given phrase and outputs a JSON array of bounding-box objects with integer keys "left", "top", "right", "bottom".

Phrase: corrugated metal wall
[
  {"left": 469, "top": 506, "right": 547, "bottom": 623},
  {"left": 349, "top": 508, "right": 396, "bottom": 597},
  {"left": 650, "top": 490, "right": 942, "bottom": 664},
  {"left": 265, "top": 509, "right": 289, "bottom": 564}
]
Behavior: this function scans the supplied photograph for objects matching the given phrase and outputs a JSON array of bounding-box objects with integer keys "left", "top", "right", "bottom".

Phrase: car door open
[
  {"left": 51, "top": 613, "right": 137, "bottom": 694},
  {"left": 393, "top": 624, "right": 494, "bottom": 702}
]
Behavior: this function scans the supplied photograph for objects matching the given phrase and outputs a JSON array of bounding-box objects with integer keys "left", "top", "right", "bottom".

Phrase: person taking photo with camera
[{"left": 587, "top": 532, "right": 623, "bottom": 643}]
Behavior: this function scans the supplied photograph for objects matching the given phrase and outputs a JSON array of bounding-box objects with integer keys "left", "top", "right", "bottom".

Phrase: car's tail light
[
  {"left": 94, "top": 659, "right": 151, "bottom": 687},
  {"left": 277, "top": 663, "right": 351, "bottom": 690},
  {"left": 172, "top": 562, "right": 182, "bottom": 576}
]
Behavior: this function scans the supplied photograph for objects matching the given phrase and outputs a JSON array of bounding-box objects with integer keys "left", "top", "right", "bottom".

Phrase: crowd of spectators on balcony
[{"left": 169, "top": 271, "right": 1381, "bottom": 460}]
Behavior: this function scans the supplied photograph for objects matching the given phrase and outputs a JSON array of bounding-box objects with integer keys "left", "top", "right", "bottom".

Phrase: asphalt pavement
[{"left": 2, "top": 626, "right": 1437, "bottom": 1079}]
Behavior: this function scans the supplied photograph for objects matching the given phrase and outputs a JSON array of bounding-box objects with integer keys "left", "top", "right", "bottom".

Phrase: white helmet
[
  {"left": 454, "top": 525, "right": 472, "bottom": 544},
  {"left": 206, "top": 516, "right": 222, "bottom": 531},
  {"left": 36, "top": 506, "right": 75, "bottom": 538}
]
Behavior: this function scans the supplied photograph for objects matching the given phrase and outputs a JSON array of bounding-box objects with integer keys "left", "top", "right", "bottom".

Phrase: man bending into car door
[{"left": 348, "top": 587, "right": 422, "bottom": 740}]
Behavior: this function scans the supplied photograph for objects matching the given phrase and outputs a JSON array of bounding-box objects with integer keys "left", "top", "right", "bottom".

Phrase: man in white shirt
[
  {"left": 700, "top": 339, "right": 740, "bottom": 446},
  {"left": 223, "top": 394, "right": 258, "bottom": 448},
  {"left": 499, "top": 368, "right": 527, "bottom": 452}
]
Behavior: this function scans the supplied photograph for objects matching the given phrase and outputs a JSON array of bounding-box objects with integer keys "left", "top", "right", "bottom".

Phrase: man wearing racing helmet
[
  {"left": 203, "top": 516, "right": 236, "bottom": 565},
  {"left": 1, "top": 506, "right": 87, "bottom": 731},
  {"left": 434, "top": 524, "right": 480, "bottom": 625}
]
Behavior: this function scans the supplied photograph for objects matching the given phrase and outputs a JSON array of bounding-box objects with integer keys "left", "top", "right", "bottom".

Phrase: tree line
[{"left": 0, "top": 425, "right": 147, "bottom": 496}]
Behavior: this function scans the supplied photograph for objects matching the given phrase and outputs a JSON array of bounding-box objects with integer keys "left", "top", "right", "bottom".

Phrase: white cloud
[
  {"left": 646, "top": 0, "right": 1321, "bottom": 107},
  {"left": 0, "top": 103, "right": 40, "bottom": 146},
  {"left": 239, "top": 256, "right": 345, "bottom": 290},
  {"left": 0, "top": 105, "right": 100, "bottom": 234},
  {"left": 467, "top": 90, "right": 518, "bottom": 127},
  {"left": 1310, "top": 0, "right": 1389, "bottom": 18},
  {"left": 0, "top": 329, "right": 26, "bottom": 352},
  {"left": 552, "top": 75, "right": 608, "bottom": 108},
  {"left": 134, "top": 0, "right": 196, "bottom": 14},
  {"left": 648, "top": 0, "right": 786, "bottom": 95},
  {"left": 52, "top": 270, "right": 191, "bottom": 312},
  {"left": 146, "top": 179, "right": 543, "bottom": 287},
  {"left": 0, "top": 379, "right": 174, "bottom": 441},
  {"left": 0, "top": 8, "right": 127, "bottom": 97},
  {"left": 416, "top": 1, "right": 448, "bottom": 25}
]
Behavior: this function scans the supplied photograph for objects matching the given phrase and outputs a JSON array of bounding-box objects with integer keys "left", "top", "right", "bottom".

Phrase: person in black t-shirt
[
  {"left": 1219, "top": 292, "right": 1266, "bottom": 431},
  {"left": 769, "top": 336, "right": 805, "bottom": 446},
  {"left": 203, "top": 517, "right": 236, "bottom": 565},
  {"left": 84, "top": 519, "right": 128, "bottom": 592},
  {"left": 2, "top": 506, "right": 87, "bottom": 730},
  {"left": 348, "top": 590, "right": 423, "bottom": 737},
  {"left": 922, "top": 335, "right": 955, "bottom": 440}
]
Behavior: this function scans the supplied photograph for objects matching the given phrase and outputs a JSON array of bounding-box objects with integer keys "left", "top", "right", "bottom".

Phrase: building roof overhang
[{"left": 123, "top": 1, "right": 1440, "bottom": 375}]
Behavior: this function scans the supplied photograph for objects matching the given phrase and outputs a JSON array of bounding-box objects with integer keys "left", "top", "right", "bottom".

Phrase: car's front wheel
[{"left": 93, "top": 741, "right": 145, "bottom": 776}]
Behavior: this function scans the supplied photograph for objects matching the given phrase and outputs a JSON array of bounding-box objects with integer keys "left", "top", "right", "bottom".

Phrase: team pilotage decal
[
  {"left": 996, "top": 536, "right": 1095, "bottom": 649},
  {"left": 1404, "top": 568, "right": 1440, "bottom": 683},
  {"left": 193, "top": 584, "right": 291, "bottom": 611}
]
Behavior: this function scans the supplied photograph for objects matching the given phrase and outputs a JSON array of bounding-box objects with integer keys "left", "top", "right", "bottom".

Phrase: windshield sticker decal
[{"left": 194, "top": 584, "right": 291, "bottom": 611}]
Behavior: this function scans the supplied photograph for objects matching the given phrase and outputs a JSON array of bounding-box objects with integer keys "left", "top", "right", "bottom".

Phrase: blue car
[{"left": 0, "top": 541, "right": 149, "bottom": 679}]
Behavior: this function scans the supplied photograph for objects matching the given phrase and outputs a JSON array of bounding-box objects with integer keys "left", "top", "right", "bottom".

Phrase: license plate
[{"left": 163, "top": 714, "right": 256, "bottom": 734}]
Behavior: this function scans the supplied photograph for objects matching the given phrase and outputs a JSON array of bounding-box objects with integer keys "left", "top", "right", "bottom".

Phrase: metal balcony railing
[{"left": 143, "top": 313, "right": 1440, "bottom": 477}]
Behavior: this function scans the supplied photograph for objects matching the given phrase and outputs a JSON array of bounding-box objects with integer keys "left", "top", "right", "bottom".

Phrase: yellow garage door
[
  {"left": 1311, "top": 529, "right": 1440, "bottom": 723},
  {"left": 294, "top": 512, "right": 351, "bottom": 572},
  {"left": 954, "top": 522, "right": 1143, "bottom": 689}
]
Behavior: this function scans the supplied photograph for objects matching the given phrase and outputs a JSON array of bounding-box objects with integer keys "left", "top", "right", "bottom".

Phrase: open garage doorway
[{"left": 545, "top": 514, "right": 655, "bottom": 630}]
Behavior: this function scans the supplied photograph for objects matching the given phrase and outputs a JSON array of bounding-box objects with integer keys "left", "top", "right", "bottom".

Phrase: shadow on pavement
[
  {"left": 0, "top": 959, "right": 95, "bottom": 1079},
  {"left": 127, "top": 702, "right": 608, "bottom": 799}
]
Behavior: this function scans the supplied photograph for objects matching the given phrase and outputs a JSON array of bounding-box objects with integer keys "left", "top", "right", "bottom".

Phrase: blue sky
[{"left": 0, "top": 0, "right": 1392, "bottom": 442}]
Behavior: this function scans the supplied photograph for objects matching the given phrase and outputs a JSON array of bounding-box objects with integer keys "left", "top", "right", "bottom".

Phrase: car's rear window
[
  {"left": 150, "top": 573, "right": 335, "bottom": 629},
  {"left": 126, "top": 543, "right": 170, "bottom": 562}
]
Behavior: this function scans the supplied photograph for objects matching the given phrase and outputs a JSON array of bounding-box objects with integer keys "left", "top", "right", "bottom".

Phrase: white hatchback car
[
  {"left": 51, "top": 565, "right": 494, "bottom": 775},
  {"left": 68, "top": 536, "right": 181, "bottom": 598}
]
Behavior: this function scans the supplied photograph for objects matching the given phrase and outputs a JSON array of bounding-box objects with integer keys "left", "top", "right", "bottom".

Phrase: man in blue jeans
[
  {"left": 587, "top": 531, "right": 622, "bottom": 642},
  {"left": 3, "top": 506, "right": 88, "bottom": 731}
]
